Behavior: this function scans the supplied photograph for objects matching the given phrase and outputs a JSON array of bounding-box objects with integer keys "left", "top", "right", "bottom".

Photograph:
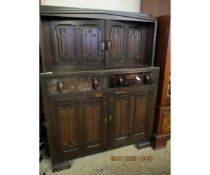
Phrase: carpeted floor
[{"left": 40, "top": 140, "right": 170, "bottom": 175}]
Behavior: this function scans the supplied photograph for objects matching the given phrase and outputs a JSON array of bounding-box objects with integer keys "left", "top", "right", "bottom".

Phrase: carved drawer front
[
  {"left": 48, "top": 75, "right": 107, "bottom": 94},
  {"left": 55, "top": 102, "right": 80, "bottom": 152},
  {"left": 82, "top": 98, "right": 104, "bottom": 149}
]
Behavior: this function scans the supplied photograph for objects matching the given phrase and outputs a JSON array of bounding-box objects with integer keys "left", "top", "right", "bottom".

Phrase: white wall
[{"left": 41, "top": 0, "right": 141, "bottom": 13}]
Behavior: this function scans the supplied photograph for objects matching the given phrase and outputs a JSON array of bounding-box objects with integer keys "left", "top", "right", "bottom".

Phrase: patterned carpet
[{"left": 40, "top": 141, "right": 170, "bottom": 175}]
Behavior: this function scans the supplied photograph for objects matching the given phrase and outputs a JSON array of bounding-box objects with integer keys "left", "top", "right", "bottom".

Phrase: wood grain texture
[
  {"left": 41, "top": 69, "right": 159, "bottom": 170},
  {"left": 84, "top": 99, "right": 102, "bottom": 147},
  {"left": 141, "top": 0, "right": 170, "bottom": 17},
  {"left": 41, "top": 12, "right": 156, "bottom": 72},
  {"left": 113, "top": 94, "right": 129, "bottom": 138},
  {"left": 41, "top": 21, "right": 54, "bottom": 65},
  {"left": 134, "top": 92, "right": 149, "bottom": 133},
  {"left": 154, "top": 16, "right": 170, "bottom": 107},
  {"left": 105, "top": 20, "right": 155, "bottom": 68},
  {"left": 56, "top": 102, "right": 80, "bottom": 152},
  {"left": 55, "top": 25, "right": 76, "bottom": 62},
  {"left": 152, "top": 15, "right": 170, "bottom": 149},
  {"left": 40, "top": 6, "right": 160, "bottom": 171}
]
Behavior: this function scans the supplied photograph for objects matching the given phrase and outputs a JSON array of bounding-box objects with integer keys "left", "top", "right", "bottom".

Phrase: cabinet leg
[
  {"left": 135, "top": 141, "right": 150, "bottom": 150},
  {"left": 150, "top": 134, "right": 170, "bottom": 150},
  {"left": 52, "top": 160, "right": 71, "bottom": 172}
]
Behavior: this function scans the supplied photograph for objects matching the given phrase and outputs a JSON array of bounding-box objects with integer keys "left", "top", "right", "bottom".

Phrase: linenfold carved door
[
  {"left": 109, "top": 92, "right": 131, "bottom": 146},
  {"left": 54, "top": 101, "right": 81, "bottom": 153},
  {"left": 129, "top": 91, "right": 150, "bottom": 135},
  {"left": 81, "top": 96, "right": 107, "bottom": 150},
  {"left": 106, "top": 20, "right": 149, "bottom": 68},
  {"left": 109, "top": 89, "right": 151, "bottom": 147},
  {"left": 50, "top": 20, "right": 105, "bottom": 68},
  {"left": 53, "top": 94, "right": 107, "bottom": 155}
]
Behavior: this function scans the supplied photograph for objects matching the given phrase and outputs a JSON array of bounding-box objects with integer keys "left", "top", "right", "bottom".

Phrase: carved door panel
[
  {"left": 54, "top": 101, "right": 81, "bottom": 153},
  {"left": 50, "top": 20, "right": 105, "bottom": 68},
  {"left": 78, "top": 21, "right": 105, "bottom": 65},
  {"left": 129, "top": 90, "right": 150, "bottom": 136},
  {"left": 106, "top": 21, "right": 150, "bottom": 68},
  {"left": 127, "top": 25, "right": 148, "bottom": 65},
  {"left": 106, "top": 20, "right": 127, "bottom": 67},
  {"left": 81, "top": 96, "right": 107, "bottom": 150},
  {"left": 109, "top": 92, "right": 130, "bottom": 146},
  {"left": 53, "top": 24, "right": 77, "bottom": 63}
]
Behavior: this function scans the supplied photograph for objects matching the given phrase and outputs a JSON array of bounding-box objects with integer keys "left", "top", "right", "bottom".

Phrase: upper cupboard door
[
  {"left": 106, "top": 21, "right": 127, "bottom": 67},
  {"left": 106, "top": 20, "right": 154, "bottom": 68},
  {"left": 50, "top": 20, "right": 105, "bottom": 70}
]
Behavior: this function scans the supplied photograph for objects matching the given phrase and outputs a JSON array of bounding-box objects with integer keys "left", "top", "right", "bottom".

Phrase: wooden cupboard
[{"left": 40, "top": 6, "right": 159, "bottom": 172}]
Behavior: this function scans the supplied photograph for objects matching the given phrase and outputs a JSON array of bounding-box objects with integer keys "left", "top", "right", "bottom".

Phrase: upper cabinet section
[{"left": 40, "top": 6, "right": 157, "bottom": 72}]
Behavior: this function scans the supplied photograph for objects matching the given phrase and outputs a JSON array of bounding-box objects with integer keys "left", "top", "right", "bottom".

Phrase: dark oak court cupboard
[
  {"left": 151, "top": 15, "right": 171, "bottom": 149},
  {"left": 40, "top": 5, "right": 159, "bottom": 172}
]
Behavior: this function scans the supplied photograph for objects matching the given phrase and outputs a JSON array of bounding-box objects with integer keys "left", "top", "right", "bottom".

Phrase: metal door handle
[
  {"left": 107, "top": 41, "right": 112, "bottom": 50},
  {"left": 101, "top": 41, "right": 105, "bottom": 50}
]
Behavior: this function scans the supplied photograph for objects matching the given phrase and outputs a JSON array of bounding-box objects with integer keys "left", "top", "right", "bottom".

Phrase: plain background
[
  {"left": 0, "top": 0, "right": 210, "bottom": 174},
  {"left": 41, "top": 0, "right": 141, "bottom": 12}
]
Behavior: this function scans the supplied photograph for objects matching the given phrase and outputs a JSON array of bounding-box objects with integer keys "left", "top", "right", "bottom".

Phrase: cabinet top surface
[{"left": 40, "top": 5, "right": 156, "bottom": 22}]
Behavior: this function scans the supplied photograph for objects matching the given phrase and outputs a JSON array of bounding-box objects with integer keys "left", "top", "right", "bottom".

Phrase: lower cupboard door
[{"left": 81, "top": 97, "right": 108, "bottom": 151}]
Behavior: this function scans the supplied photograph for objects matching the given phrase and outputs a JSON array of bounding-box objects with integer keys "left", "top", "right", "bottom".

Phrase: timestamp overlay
[{"left": 110, "top": 155, "right": 153, "bottom": 161}]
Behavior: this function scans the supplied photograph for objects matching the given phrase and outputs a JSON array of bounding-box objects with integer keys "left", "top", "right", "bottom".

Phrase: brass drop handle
[
  {"left": 92, "top": 78, "right": 99, "bottom": 90},
  {"left": 58, "top": 81, "right": 64, "bottom": 93},
  {"left": 109, "top": 115, "right": 112, "bottom": 122}
]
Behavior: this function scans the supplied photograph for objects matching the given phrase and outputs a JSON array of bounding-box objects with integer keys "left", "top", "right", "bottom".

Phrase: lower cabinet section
[{"left": 43, "top": 85, "right": 157, "bottom": 171}]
